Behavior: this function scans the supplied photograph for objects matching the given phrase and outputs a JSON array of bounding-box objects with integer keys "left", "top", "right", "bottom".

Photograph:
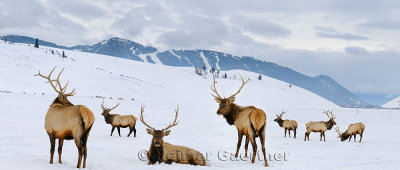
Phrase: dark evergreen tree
[
  {"left": 202, "top": 66, "right": 206, "bottom": 71},
  {"left": 62, "top": 51, "right": 65, "bottom": 58},
  {"left": 210, "top": 67, "right": 215, "bottom": 73},
  {"left": 224, "top": 73, "right": 227, "bottom": 78},
  {"left": 258, "top": 75, "right": 262, "bottom": 80},
  {"left": 217, "top": 70, "right": 220, "bottom": 74},
  {"left": 34, "top": 38, "right": 39, "bottom": 48}
]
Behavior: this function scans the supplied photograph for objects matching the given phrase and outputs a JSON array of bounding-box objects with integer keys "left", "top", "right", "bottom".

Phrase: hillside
[
  {"left": 0, "top": 35, "right": 371, "bottom": 107},
  {"left": 382, "top": 96, "right": 400, "bottom": 109}
]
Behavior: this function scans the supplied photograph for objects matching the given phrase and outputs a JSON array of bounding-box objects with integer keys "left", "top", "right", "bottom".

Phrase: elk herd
[{"left": 35, "top": 67, "right": 366, "bottom": 168}]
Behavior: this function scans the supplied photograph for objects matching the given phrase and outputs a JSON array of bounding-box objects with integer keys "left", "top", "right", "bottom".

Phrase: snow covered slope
[
  {"left": 382, "top": 96, "right": 400, "bottom": 108},
  {"left": 0, "top": 41, "right": 399, "bottom": 169}
]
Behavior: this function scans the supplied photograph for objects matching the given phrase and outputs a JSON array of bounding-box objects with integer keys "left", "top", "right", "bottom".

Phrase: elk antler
[
  {"left": 101, "top": 100, "right": 106, "bottom": 110},
  {"left": 211, "top": 75, "right": 222, "bottom": 100},
  {"left": 35, "top": 67, "right": 76, "bottom": 97},
  {"left": 324, "top": 110, "right": 336, "bottom": 119},
  {"left": 228, "top": 74, "right": 251, "bottom": 100},
  {"left": 140, "top": 105, "right": 155, "bottom": 130},
  {"left": 334, "top": 126, "right": 341, "bottom": 136},
  {"left": 109, "top": 103, "right": 120, "bottom": 111},
  {"left": 162, "top": 106, "right": 179, "bottom": 132},
  {"left": 101, "top": 101, "right": 120, "bottom": 111},
  {"left": 277, "top": 110, "right": 287, "bottom": 118}
]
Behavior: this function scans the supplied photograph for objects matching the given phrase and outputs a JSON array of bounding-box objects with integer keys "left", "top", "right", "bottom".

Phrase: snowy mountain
[
  {"left": 1, "top": 39, "right": 400, "bottom": 170},
  {"left": 382, "top": 96, "right": 400, "bottom": 109},
  {"left": 0, "top": 35, "right": 371, "bottom": 108}
]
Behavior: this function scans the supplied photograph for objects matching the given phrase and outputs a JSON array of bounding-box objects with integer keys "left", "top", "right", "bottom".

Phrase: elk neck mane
[
  {"left": 149, "top": 142, "right": 164, "bottom": 164},
  {"left": 324, "top": 119, "right": 335, "bottom": 130},
  {"left": 104, "top": 113, "right": 116, "bottom": 124},
  {"left": 276, "top": 118, "right": 284, "bottom": 127},
  {"left": 223, "top": 104, "right": 256, "bottom": 125},
  {"left": 51, "top": 97, "right": 74, "bottom": 107}
]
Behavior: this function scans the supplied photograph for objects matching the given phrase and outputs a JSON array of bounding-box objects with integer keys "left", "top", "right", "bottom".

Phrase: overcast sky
[{"left": 1, "top": 0, "right": 399, "bottom": 94}]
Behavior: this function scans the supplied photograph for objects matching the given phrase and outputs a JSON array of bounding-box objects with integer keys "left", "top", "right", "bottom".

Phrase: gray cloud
[
  {"left": 229, "top": 15, "right": 291, "bottom": 38},
  {"left": 314, "top": 27, "right": 368, "bottom": 40},
  {"left": 360, "top": 20, "right": 400, "bottom": 30}
]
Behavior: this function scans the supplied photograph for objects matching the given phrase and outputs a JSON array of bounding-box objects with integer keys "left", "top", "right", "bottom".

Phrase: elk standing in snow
[
  {"left": 101, "top": 101, "right": 138, "bottom": 137},
  {"left": 334, "top": 122, "right": 365, "bottom": 142},
  {"left": 304, "top": 110, "right": 336, "bottom": 141},
  {"left": 211, "top": 75, "right": 268, "bottom": 166},
  {"left": 140, "top": 106, "right": 207, "bottom": 166},
  {"left": 35, "top": 67, "right": 95, "bottom": 168},
  {"left": 274, "top": 111, "right": 298, "bottom": 138}
]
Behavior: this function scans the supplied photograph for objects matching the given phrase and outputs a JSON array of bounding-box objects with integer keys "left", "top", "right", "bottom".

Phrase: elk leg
[
  {"left": 244, "top": 136, "right": 249, "bottom": 157},
  {"left": 235, "top": 131, "right": 244, "bottom": 157},
  {"left": 354, "top": 134, "right": 356, "bottom": 142},
  {"left": 249, "top": 134, "right": 258, "bottom": 163},
  {"left": 284, "top": 129, "right": 287, "bottom": 137},
  {"left": 110, "top": 126, "right": 115, "bottom": 136},
  {"left": 117, "top": 127, "right": 121, "bottom": 137},
  {"left": 127, "top": 129, "right": 133, "bottom": 137},
  {"left": 288, "top": 130, "right": 291, "bottom": 137},
  {"left": 133, "top": 126, "right": 137, "bottom": 137},
  {"left": 304, "top": 132, "right": 308, "bottom": 141},
  {"left": 74, "top": 137, "right": 83, "bottom": 168},
  {"left": 323, "top": 132, "right": 326, "bottom": 141},
  {"left": 320, "top": 133, "right": 322, "bottom": 141},
  {"left": 259, "top": 128, "right": 268, "bottom": 167},
  {"left": 359, "top": 131, "right": 363, "bottom": 143},
  {"left": 49, "top": 134, "right": 55, "bottom": 164},
  {"left": 58, "top": 139, "right": 64, "bottom": 164},
  {"left": 82, "top": 126, "right": 92, "bottom": 169},
  {"left": 349, "top": 135, "right": 352, "bottom": 142},
  {"left": 294, "top": 128, "right": 297, "bottom": 138}
]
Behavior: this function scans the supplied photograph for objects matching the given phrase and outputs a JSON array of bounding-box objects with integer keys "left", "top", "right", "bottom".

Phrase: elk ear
[
  {"left": 229, "top": 97, "right": 235, "bottom": 102},
  {"left": 163, "top": 130, "right": 171, "bottom": 136},
  {"left": 214, "top": 98, "right": 222, "bottom": 103},
  {"left": 146, "top": 128, "right": 153, "bottom": 135}
]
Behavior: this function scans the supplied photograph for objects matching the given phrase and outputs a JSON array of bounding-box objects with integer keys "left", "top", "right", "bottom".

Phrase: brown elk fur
[
  {"left": 335, "top": 122, "right": 365, "bottom": 142},
  {"left": 274, "top": 111, "right": 298, "bottom": 138},
  {"left": 101, "top": 102, "right": 138, "bottom": 137},
  {"left": 211, "top": 75, "right": 268, "bottom": 166},
  {"left": 140, "top": 106, "right": 207, "bottom": 166},
  {"left": 36, "top": 67, "right": 95, "bottom": 168},
  {"left": 304, "top": 110, "right": 336, "bottom": 142}
]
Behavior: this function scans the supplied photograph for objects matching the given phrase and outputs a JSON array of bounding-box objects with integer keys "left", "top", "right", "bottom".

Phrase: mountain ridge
[{"left": 0, "top": 34, "right": 372, "bottom": 107}]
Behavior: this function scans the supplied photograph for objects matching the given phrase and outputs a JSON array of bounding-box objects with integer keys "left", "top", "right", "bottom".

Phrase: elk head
[
  {"left": 35, "top": 67, "right": 75, "bottom": 106},
  {"left": 324, "top": 110, "right": 337, "bottom": 127},
  {"left": 211, "top": 74, "right": 251, "bottom": 116},
  {"left": 140, "top": 106, "right": 179, "bottom": 148},
  {"left": 274, "top": 110, "right": 286, "bottom": 122},
  {"left": 100, "top": 101, "right": 120, "bottom": 116},
  {"left": 334, "top": 126, "right": 346, "bottom": 141}
]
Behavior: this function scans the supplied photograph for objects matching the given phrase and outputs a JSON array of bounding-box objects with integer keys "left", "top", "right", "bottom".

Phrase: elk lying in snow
[
  {"left": 101, "top": 101, "right": 138, "bottom": 137},
  {"left": 211, "top": 75, "right": 268, "bottom": 166},
  {"left": 35, "top": 67, "right": 95, "bottom": 168},
  {"left": 335, "top": 122, "right": 365, "bottom": 142},
  {"left": 304, "top": 110, "right": 336, "bottom": 141},
  {"left": 274, "top": 111, "right": 298, "bottom": 138},
  {"left": 140, "top": 106, "right": 207, "bottom": 166}
]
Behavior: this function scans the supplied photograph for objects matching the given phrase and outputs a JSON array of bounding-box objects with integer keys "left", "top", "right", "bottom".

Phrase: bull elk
[
  {"left": 35, "top": 67, "right": 95, "bottom": 168},
  {"left": 211, "top": 75, "right": 268, "bottom": 166},
  {"left": 140, "top": 106, "right": 207, "bottom": 166},
  {"left": 334, "top": 122, "right": 365, "bottom": 142},
  {"left": 274, "top": 111, "right": 298, "bottom": 138},
  {"left": 304, "top": 110, "right": 336, "bottom": 141},
  {"left": 101, "top": 101, "right": 138, "bottom": 137}
]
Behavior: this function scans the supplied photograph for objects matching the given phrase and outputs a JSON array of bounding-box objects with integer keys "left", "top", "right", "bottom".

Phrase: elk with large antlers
[
  {"left": 211, "top": 75, "right": 268, "bottom": 166},
  {"left": 335, "top": 122, "right": 365, "bottom": 142},
  {"left": 274, "top": 111, "right": 298, "bottom": 138},
  {"left": 35, "top": 67, "right": 95, "bottom": 168},
  {"left": 101, "top": 101, "right": 138, "bottom": 137},
  {"left": 140, "top": 106, "right": 207, "bottom": 166},
  {"left": 304, "top": 110, "right": 337, "bottom": 141}
]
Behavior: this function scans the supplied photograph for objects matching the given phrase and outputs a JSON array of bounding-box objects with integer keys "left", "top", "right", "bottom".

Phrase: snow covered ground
[{"left": 1, "top": 42, "right": 399, "bottom": 169}]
